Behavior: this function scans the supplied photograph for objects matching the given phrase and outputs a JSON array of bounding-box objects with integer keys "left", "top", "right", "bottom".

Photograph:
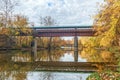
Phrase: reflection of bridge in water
[
  {"left": 0, "top": 50, "right": 118, "bottom": 73},
  {"left": 13, "top": 61, "right": 117, "bottom": 73}
]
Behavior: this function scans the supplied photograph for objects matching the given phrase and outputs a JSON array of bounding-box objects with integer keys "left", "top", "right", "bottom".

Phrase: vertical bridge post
[
  {"left": 31, "top": 28, "right": 37, "bottom": 61},
  {"left": 33, "top": 36, "right": 37, "bottom": 55},
  {"left": 74, "top": 28, "right": 78, "bottom": 62}
]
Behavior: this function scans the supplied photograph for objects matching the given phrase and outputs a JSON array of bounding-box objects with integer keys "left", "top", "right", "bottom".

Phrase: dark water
[{"left": 0, "top": 50, "right": 90, "bottom": 80}]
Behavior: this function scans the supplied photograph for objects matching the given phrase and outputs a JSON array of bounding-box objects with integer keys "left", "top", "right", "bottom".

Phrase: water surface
[{"left": 0, "top": 50, "right": 90, "bottom": 80}]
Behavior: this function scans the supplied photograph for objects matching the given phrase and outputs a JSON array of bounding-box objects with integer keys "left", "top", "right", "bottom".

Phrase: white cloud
[{"left": 15, "top": 0, "right": 104, "bottom": 26}]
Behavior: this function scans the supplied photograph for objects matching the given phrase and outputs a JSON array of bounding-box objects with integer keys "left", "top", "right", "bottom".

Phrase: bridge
[
  {"left": 31, "top": 26, "right": 96, "bottom": 58},
  {"left": 32, "top": 26, "right": 95, "bottom": 37}
]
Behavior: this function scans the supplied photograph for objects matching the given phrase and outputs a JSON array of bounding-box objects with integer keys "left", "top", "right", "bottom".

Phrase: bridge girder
[{"left": 35, "top": 28, "right": 96, "bottom": 37}]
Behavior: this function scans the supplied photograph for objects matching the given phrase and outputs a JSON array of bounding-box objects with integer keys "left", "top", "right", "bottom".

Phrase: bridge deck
[
  {"left": 12, "top": 26, "right": 95, "bottom": 37},
  {"left": 35, "top": 28, "right": 95, "bottom": 37}
]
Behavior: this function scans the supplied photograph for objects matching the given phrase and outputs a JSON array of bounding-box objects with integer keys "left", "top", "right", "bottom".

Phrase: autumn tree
[
  {"left": 80, "top": 0, "right": 120, "bottom": 63},
  {"left": 94, "top": 0, "right": 120, "bottom": 47},
  {"left": 93, "top": 0, "right": 120, "bottom": 62},
  {"left": 12, "top": 15, "right": 32, "bottom": 47},
  {"left": 0, "top": 0, "right": 19, "bottom": 36}
]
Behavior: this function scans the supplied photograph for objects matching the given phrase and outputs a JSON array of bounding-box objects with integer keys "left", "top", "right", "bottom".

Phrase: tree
[
  {"left": 13, "top": 15, "right": 32, "bottom": 47},
  {"left": 39, "top": 16, "right": 56, "bottom": 26},
  {"left": 93, "top": 0, "right": 120, "bottom": 47},
  {"left": 79, "top": 0, "right": 120, "bottom": 72},
  {"left": 38, "top": 16, "right": 60, "bottom": 49},
  {"left": 0, "top": 0, "right": 18, "bottom": 27}
]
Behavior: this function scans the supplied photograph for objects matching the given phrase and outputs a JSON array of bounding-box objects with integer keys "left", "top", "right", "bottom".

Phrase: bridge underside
[{"left": 35, "top": 28, "right": 95, "bottom": 37}]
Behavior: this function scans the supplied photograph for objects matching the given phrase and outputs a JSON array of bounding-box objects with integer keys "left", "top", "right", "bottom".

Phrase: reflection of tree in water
[
  {"left": 43, "top": 72, "right": 53, "bottom": 80},
  {"left": 0, "top": 51, "right": 31, "bottom": 80},
  {"left": 0, "top": 71, "right": 27, "bottom": 80},
  {"left": 80, "top": 47, "right": 116, "bottom": 62},
  {"left": 36, "top": 50, "right": 65, "bottom": 61},
  {"left": 11, "top": 51, "right": 32, "bottom": 62},
  {"left": 78, "top": 47, "right": 119, "bottom": 71},
  {"left": 0, "top": 53, "right": 13, "bottom": 71},
  {"left": 39, "top": 72, "right": 53, "bottom": 80}
]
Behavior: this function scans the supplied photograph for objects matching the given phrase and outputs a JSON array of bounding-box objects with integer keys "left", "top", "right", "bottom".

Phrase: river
[{"left": 0, "top": 50, "right": 91, "bottom": 80}]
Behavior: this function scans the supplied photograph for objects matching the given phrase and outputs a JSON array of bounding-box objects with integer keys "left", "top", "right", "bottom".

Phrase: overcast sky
[{"left": 15, "top": 0, "right": 104, "bottom": 26}]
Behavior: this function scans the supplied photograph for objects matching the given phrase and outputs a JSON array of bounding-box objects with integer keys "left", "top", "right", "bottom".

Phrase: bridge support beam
[
  {"left": 74, "top": 35, "right": 78, "bottom": 62},
  {"left": 31, "top": 29, "right": 37, "bottom": 61},
  {"left": 31, "top": 37, "right": 37, "bottom": 61},
  {"left": 34, "top": 37, "right": 37, "bottom": 55}
]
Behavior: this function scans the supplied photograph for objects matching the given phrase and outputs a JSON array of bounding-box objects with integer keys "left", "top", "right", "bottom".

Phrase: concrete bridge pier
[
  {"left": 74, "top": 50, "right": 78, "bottom": 62},
  {"left": 31, "top": 28, "right": 37, "bottom": 61},
  {"left": 74, "top": 35, "right": 78, "bottom": 62},
  {"left": 33, "top": 37, "right": 37, "bottom": 54},
  {"left": 31, "top": 37, "right": 37, "bottom": 61}
]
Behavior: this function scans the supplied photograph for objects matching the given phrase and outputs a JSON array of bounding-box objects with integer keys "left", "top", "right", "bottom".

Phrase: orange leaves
[
  {"left": 93, "top": 0, "right": 120, "bottom": 47},
  {"left": 0, "top": 28, "right": 10, "bottom": 35},
  {"left": 13, "top": 15, "right": 28, "bottom": 27},
  {"left": 100, "top": 51, "right": 113, "bottom": 61},
  {"left": 12, "top": 15, "right": 31, "bottom": 35}
]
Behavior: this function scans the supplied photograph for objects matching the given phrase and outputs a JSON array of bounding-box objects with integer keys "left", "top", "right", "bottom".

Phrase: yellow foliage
[
  {"left": 15, "top": 31, "right": 19, "bottom": 35},
  {"left": 14, "top": 15, "right": 28, "bottom": 27},
  {"left": 81, "top": 50, "right": 88, "bottom": 58},
  {"left": 80, "top": 0, "right": 120, "bottom": 62},
  {"left": 100, "top": 37, "right": 111, "bottom": 47},
  {"left": 100, "top": 51, "right": 112, "bottom": 61},
  {"left": 93, "top": 0, "right": 120, "bottom": 47}
]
